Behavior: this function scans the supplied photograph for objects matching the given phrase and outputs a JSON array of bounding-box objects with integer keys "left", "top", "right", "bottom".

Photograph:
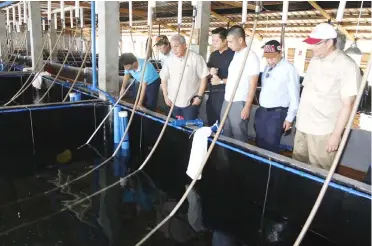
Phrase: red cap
[{"left": 303, "top": 37, "right": 323, "bottom": 45}]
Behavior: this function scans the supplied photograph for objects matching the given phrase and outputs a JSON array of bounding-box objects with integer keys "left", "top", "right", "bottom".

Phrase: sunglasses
[{"left": 265, "top": 67, "right": 274, "bottom": 79}]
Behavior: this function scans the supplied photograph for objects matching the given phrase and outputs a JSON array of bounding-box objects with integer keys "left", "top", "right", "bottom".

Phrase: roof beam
[
  {"left": 307, "top": 1, "right": 355, "bottom": 41},
  {"left": 210, "top": 10, "right": 263, "bottom": 40}
]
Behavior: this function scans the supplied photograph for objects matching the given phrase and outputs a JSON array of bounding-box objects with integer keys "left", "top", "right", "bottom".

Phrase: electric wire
[
  {"left": 62, "top": 39, "right": 92, "bottom": 102},
  {"left": 37, "top": 29, "right": 79, "bottom": 104},
  {"left": 7, "top": 31, "right": 28, "bottom": 71},
  {"left": 293, "top": 50, "right": 372, "bottom": 246},
  {"left": 4, "top": 29, "right": 65, "bottom": 106},
  {"left": 0, "top": 2, "right": 197, "bottom": 235},
  {"left": 0, "top": 6, "right": 152, "bottom": 209}
]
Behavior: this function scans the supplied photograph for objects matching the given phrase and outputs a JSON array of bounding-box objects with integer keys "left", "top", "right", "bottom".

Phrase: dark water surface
[{"left": 0, "top": 145, "right": 208, "bottom": 246}]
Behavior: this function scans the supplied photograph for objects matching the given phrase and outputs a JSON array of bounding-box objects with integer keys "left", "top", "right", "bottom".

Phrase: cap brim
[
  {"left": 303, "top": 37, "right": 323, "bottom": 45},
  {"left": 263, "top": 52, "right": 279, "bottom": 58}
]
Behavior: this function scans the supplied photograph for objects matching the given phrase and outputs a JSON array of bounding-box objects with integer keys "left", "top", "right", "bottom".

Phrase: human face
[
  {"left": 310, "top": 39, "right": 333, "bottom": 58},
  {"left": 124, "top": 64, "right": 133, "bottom": 71},
  {"left": 171, "top": 41, "right": 186, "bottom": 58},
  {"left": 226, "top": 35, "right": 242, "bottom": 52},
  {"left": 265, "top": 53, "right": 282, "bottom": 67},
  {"left": 212, "top": 34, "right": 227, "bottom": 51},
  {"left": 156, "top": 43, "right": 170, "bottom": 55}
]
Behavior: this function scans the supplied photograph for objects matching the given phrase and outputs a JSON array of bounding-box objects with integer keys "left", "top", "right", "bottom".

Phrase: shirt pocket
[{"left": 314, "top": 66, "right": 340, "bottom": 97}]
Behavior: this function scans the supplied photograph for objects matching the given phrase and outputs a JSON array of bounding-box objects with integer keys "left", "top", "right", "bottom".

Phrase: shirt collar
[
  {"left": 320, "top": 49, "right": 340, "bottom": 62},
  {"left": 135, "top": 59, "right": 141, "bottom": 72}
]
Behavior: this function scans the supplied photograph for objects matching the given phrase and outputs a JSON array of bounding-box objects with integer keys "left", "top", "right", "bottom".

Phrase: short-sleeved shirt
[
  {"left": 207, "top": 48, "right": 235, "bottom": 91},
  {"left": 296, "top": 49, "right": 361, "bottom": 135},
  {"left": 124, "top": 58, "right": 159, "bottom": 85},
  {"left": 224, "top": 47, "right": 260, "bottom": 102},
  {"left": 160, "top": 51, "right": 209, "bottom": 108}
]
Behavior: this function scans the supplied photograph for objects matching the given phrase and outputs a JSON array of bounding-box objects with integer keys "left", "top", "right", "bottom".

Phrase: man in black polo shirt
[{"left": 206, "top": 27, "right": 234, "bottom": 126}]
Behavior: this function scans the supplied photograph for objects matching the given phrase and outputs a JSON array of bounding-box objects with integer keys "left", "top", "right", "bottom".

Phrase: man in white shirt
[
  {"left": 255, "top": 40, "right": 300, "bottom": 153},
  {"left": 154, "top": 35, "right": 172, "bottom": 67},
  {"left": 293, "top": 23, "right": 360, "bottom": 170},
  {"left": 221, "top": 25, "right": 260, "bottom": 143},
  {"left": 160, "top": 34, "right": 209, "bottom": 120}
]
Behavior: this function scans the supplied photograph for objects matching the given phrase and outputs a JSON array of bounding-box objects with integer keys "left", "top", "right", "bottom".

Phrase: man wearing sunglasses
[
  {"left": 293, "top": 23, "right": 361, "bottom": 170},
  {"left": 254, "top": 40, "right": 300, "bottom": 153}
]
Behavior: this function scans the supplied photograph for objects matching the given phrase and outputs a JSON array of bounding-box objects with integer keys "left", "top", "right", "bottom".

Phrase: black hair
[
  {"left": 227, "top": 25, "right": 246, "bottom": 39},
  {"left": 211, "top": 27, "right": 228, "bottom": 40},
  {"left": 119, "top": 53, "right": 137, "bottom": 66}
]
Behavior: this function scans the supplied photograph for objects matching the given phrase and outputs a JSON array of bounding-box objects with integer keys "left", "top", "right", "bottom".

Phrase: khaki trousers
[{"left": 292, "top": 130, "right": 336, "bottom": 170}]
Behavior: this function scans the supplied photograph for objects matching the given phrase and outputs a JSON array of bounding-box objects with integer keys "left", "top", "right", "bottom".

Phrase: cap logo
[{"left": 264, "top": 45, "right": 276, "bottom": 53}]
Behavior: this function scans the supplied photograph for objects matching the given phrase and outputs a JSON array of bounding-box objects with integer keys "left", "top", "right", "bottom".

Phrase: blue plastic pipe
[
  {"left": 118, "top": 110, "right": 129, "bottom": 150},
  {"left": 114, "top": 106, "right": 121, "bottom": 143},
  {"left": 91, "top": 1, "right": 97, "bottom": 90}
]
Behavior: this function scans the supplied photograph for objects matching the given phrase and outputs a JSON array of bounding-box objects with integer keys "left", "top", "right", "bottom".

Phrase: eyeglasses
[{"left": 265, "top": 67, "right": 274, "bottom": 78}]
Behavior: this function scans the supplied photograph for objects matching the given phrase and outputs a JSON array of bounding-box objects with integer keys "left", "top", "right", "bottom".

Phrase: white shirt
[
  {"left": 259, "top": 59, "right": 300, "bottom": 122},
  {"left": 160, "top": 51, "right": 209, "bottom": 107},
  {"left": 224, "top": 47, "right": 260, "bottom": 102},
  {"left": 160, "top": 51, "right": 172, "bottom": 67}
]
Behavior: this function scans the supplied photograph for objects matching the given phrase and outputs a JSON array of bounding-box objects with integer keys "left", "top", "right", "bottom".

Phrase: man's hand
[
  {"left": 211, "top": 75, "right": 221, "bottom": 86},
  {"left": 192, "top": 97, "right": 202, "bottom": 106},
  {"left": 119, "top": 88, "right": 125, "bottom": 98},
  {"left": 326, "top": 133, "right": 341, "bottom": 153},
  {"left": 210, "top": 67, "right": 218, "bottom": 76},
  {"left": 164, "top": 95, "right": 172, "bottom": 107},
  {"left": 283, "top": 120, "right": 292, "bottom": 131},
  {"left": 241, "top": 105, "right": 250, "bottom": 120}
]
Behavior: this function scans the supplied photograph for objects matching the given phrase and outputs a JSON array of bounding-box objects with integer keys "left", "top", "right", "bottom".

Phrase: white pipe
[
  {"left": 80, "top": 8, "right": 84, "bottom": 28},
  {"left": 42, "top": 19, "right": 46, "bottom": 31},
  {"left": 191, "top": 0, "right": 197, "bottom": 6},
  {"left": 75, "top": 0, "right": 80, "bottom": 18},
  {"left": 54, "top": 13, "right": 58, "bottom": 30},
  {"left": 12, "top": 6, "right": 16, "bottom": 28},
  {"left": 70, "top": 8, "right": 74, "bottom": 28},
  {"left": 6, "top": 8, "right": 10, "bottom": 27},
  {"left": 129, "top": 0, "right": 133, "bottom": 27},
  {"left": 47, "top": 0, "right": 52, "bottom": 21},
  {"left": 242, "top": 0, "right": 247, "bottom": 24},
  {"left": 178, "top": 0, "right": 182, "bottom": 25},
  {"left": 18, "top": 3, "right": 22, "bottom": 25},
  {"left": 27, "top": 1, "right": 31, "bottom": 31},
  {"left": 282, "top": 0, "right": 289, "bottom": 24},
  {"left": 23, "top": 1, "right": 27, "bottom": 24},
  {"left": 336, "top": 0, "right": 347, "bottom": 22},
  {"left": 147, "top": 0, "right": 154, "bottom": 27},
  {"left": 60, "top": 1, "right": 65, "bottom": 20}
]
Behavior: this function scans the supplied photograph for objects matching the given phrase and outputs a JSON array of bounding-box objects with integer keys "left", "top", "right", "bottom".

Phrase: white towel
[
  {"left": 186, "top": 126, "right": 212, "bottom": 180},
  {"left": 32, "top": 71, "right": 50, "bottom": 89}
]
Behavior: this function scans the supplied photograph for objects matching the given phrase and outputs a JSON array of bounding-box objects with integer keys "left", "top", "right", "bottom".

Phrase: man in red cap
[
  {"left": 255, "top": 40, "right": 300, "bottom": 153},
  {"left": 293, "top": 23, "right": 361, "bottom": 170}
]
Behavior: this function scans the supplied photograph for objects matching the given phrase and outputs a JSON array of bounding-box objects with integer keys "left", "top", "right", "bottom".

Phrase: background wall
[{"left": 119, "top": 34, "right": 371, "bottom": 80}]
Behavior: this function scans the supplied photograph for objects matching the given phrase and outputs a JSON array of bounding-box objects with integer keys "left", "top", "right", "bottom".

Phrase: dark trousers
[
  {"left": 254, "top": 107, "right": 287, "bottom": 153},
  {"left": 129, "top": 78, "right": 160, "bottom": 111},
  {"left": 172, "top": 104, "right": 199, "bottom": 120},
  {"left": 206, "top": 90, "right": 225, "bottom": 126}
]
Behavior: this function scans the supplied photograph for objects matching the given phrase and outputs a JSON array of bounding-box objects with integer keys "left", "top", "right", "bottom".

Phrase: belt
[{"left": 260, "top": 106, "right": 288, "bottom": 112}]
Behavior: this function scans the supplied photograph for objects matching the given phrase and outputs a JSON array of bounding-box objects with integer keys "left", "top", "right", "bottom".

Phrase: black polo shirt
[{"left": 207, "top": 48, "right": 234, "bottom": 91}]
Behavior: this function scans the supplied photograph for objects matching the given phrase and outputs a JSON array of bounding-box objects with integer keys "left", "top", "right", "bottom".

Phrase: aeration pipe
[{"left": 91, "top": 1, "right": 97, "bottom": 90}]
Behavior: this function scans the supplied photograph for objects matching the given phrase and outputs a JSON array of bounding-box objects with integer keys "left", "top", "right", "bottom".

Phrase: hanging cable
[
  {"left": 37, "top": 29, "right": 79, "bottom": 104},
  {"left": 62, "top": 40, "right": 92, "bottom": 102},
  {"left": 0, "top": 0, "right": 156, "bottom": 209},
  {"left": 293, "top": 52, "right": 372, "bottom": 246},
  {"left": 7, "top": 31, "right": 27, "bottom": 71},
  {"left": 134, "top": 2, "right": 260, "bottom": 244},
  {"left": 4, "top": 29, "right": 65, "bottom": 106},
  {"left": 0, "top": 0, "right": 192, "bottom": 229}
]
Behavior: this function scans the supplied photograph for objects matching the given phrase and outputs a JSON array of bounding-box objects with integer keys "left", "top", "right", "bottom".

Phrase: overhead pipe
[
  {"left": 336, "top": 0, "right": 347, "bottom": 23},
  {"left": 91, "top": 1, "right": 97, "bottom": 90},
  {"left": 23, "top": 1, "right": 27, "bottom": 24},
  {"left": 17, "top": 3, "right": 22, "bottom": 25},
  {"left": 0, "top": 1, "right": 16, "bottom": 8}
]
